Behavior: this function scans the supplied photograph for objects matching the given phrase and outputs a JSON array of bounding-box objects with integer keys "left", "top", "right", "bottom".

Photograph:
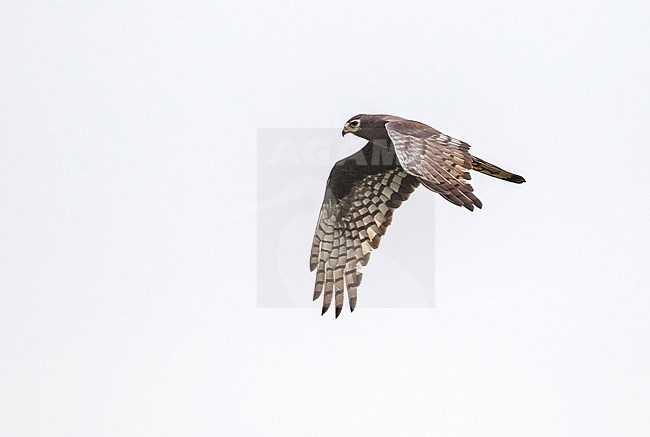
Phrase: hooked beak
[{"left": 342, "top": 124, "right": 349, "bottom": 137}]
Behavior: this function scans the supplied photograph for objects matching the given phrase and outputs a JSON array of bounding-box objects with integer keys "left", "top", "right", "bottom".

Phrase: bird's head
[{"left": 342, "top": 114, "right": 401, "bottom": 141}]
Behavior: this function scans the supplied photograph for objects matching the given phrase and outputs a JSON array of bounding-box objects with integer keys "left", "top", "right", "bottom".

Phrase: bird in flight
[{"left": 310, "top": 114, "right": 525, "bottom": 318}]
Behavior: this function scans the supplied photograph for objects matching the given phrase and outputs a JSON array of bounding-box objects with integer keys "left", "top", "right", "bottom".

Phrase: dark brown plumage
[{"left": 311, "top": 114, "right": 525, "bottom": 317}]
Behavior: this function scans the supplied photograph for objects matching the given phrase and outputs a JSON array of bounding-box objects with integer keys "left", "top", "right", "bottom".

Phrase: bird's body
[{"left": 311, "top": 114, "right": 525, "bottom": 317}]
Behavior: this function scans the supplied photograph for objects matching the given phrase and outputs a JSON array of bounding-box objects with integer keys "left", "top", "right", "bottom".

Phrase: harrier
[{"left": 310, "top": 114, "right": 525, "bottom": 317}]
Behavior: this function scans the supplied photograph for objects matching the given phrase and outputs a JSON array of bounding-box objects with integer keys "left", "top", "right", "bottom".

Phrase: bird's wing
[
  {"left": 385, "top": 120, "right": 482, "bottom": 211},
  {"left": 310, "top": 154, "right": 419, "bottom": 317}
]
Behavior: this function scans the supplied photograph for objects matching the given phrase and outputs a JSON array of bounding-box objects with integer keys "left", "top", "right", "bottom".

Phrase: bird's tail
[{"left": 471, "top": 156, "right": 526, "bottom": 184}]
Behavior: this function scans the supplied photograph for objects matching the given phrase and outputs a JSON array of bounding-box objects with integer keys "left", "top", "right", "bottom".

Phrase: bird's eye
[{"left": 349, "top": 120, "right": 359, "bottom": 127}]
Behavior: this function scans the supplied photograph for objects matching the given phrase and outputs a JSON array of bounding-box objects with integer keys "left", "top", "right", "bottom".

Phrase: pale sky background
[{"left": 2, "top": 1, "right": 650, "bottom": 436}]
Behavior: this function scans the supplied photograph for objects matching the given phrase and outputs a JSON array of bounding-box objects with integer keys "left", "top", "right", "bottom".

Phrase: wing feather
[
  {"left": 386, "top": 120, "right": 482, "bottom": 211},
  {"left": 310, "top": 150, "right": 419, "bottom": 317}
]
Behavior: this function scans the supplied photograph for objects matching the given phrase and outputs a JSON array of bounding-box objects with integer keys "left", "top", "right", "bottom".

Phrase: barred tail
[{"left": 471, "top": 156, "right": 526, "bottom": 184}]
